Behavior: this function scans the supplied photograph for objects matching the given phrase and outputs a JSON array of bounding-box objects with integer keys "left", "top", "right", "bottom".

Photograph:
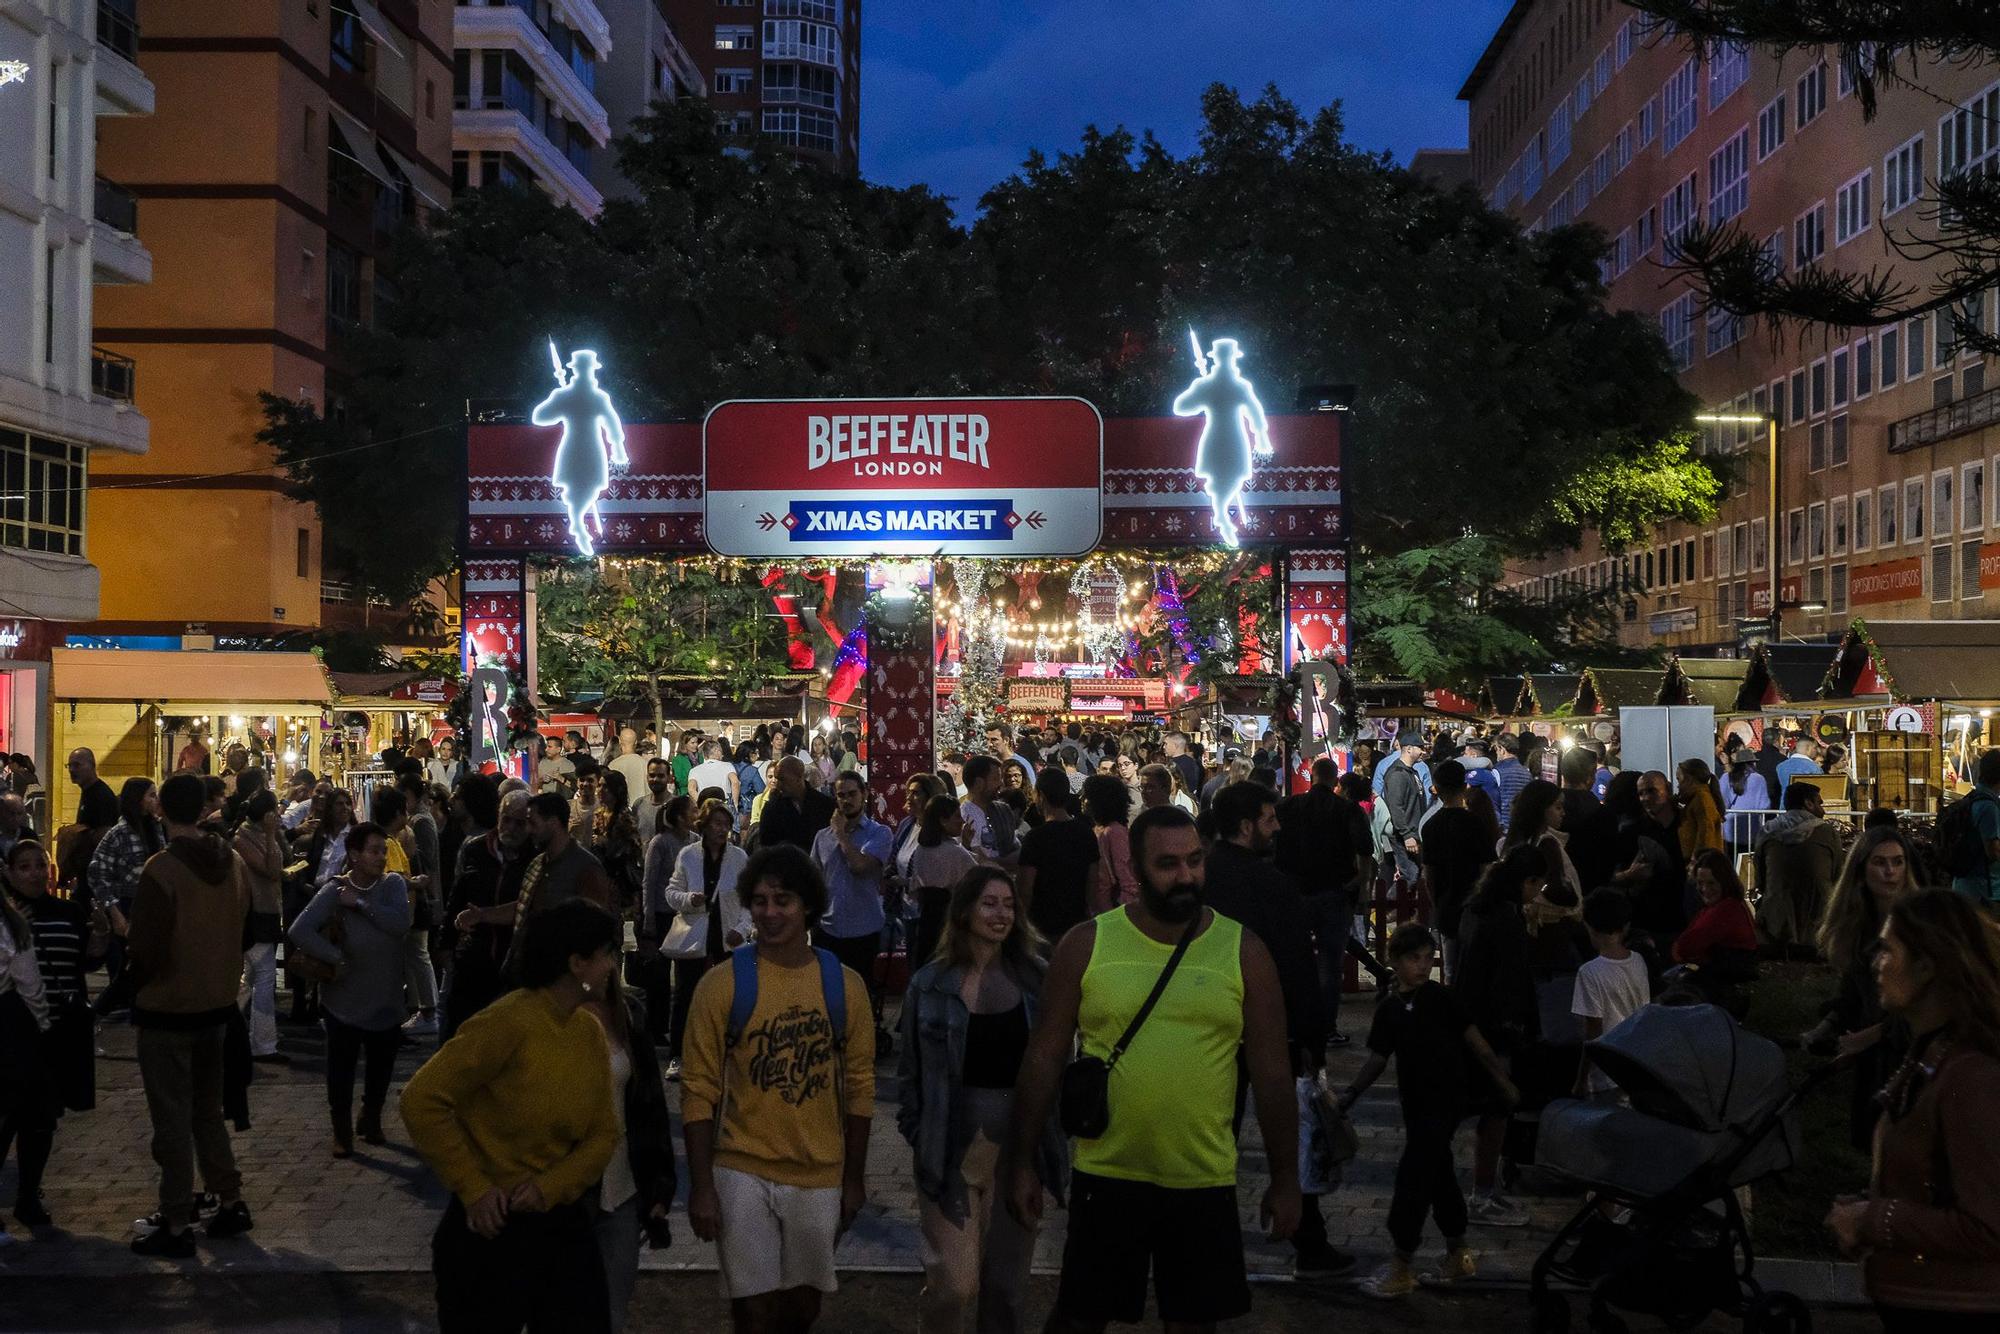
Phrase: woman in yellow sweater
[{"left": 402, "top": 898, "right": 623, "bottom": 1334}]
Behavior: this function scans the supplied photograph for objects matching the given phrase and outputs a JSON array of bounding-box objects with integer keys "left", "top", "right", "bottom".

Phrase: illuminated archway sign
[
  {"left": 1172, "top": 334, "right": 1273, "bottom": 548},
  {"left": 531, "top": 342, "right": 627, "bottom": 556}
]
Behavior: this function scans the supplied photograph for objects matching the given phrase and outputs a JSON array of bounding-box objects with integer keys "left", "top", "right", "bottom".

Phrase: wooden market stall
[
  {"left": 1815, "top": 619, "right": 2000, "bottom": 810},
  {"left": 1480, "top": 675, "right": 1526, "bottom": 723}
]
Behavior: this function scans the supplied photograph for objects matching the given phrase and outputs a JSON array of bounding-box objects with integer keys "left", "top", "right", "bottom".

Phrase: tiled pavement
[{"left": 0, "top": 991, "right": 1578, "bottom": 1281}]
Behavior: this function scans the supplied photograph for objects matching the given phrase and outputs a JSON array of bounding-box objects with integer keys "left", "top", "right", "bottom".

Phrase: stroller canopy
[{"left": 1588, "top": 1003, "right": 1788, "bottom": 1133}]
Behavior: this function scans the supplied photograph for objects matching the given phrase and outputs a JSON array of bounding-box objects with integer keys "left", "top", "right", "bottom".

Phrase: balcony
[
  {"left": 1887, "top": 379, "right": 2000, "bottom": 452},
  {"left": 452, "top": 106, "right": 604, "bottom": 216},
  {"left": 97, "top": 0, "right": 139, "bottom": 62},
  {"left": 91, "top": 347, "right": 136, "bottom": 403},
  {"left": 94, "top": 176, "right": 138, "bottom": 234},
  {"left": 455, "top": 1, "right": 610, "bottom": 144},
  {"left": 93, "top": 0, "right": 155, "bottom": 115}
]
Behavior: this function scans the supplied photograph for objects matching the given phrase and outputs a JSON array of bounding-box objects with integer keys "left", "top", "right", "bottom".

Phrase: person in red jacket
[{"left": 1675, "top": 850, "right": 1760, "bottom": 967}]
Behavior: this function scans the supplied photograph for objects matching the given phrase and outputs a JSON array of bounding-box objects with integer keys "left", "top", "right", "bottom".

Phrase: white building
[
  {"left": 453, "top": 0, "right": 613, "bottom": 217},
  {"left": 589, "top": 0, "right": 704, "bottom": 202},
  {"left": 0, "top": 0, "right": 153, "bottom": 763}
]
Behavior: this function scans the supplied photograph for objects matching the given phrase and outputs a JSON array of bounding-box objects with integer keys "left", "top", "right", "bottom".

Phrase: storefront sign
[
  {"left": 702, "top": 398, "right": 1102, "bottom": 557},
  {"left": 1850, "top": 556, "right": 1924, "bottom": 607},
  {"left": 1980, "top": 542, "right": 2000, "bottom": 590},
  {"left": 1648, "top": 607, "right": 1699, "bottom": 634},
  {"left": 0, "top": 623, "right": 20, "bottom": 651}
]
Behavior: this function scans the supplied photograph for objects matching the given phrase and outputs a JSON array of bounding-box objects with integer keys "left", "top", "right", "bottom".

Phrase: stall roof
[
  {"left": 1742, "top": 640, "right": 1840, "bottom": 705},
  {"left": 1569, "top": 666, "right": 1664, "bottom": 716},
  {"left": 52, "top": 648, "right": 332, "bottom": 709},
  {"left": 1831, "top": 619, "right": 2000, "bottom": 703},
  {"left": 1517, "top": 673, "right": 1579, "bottom": 717},
  {"left": 1481, "top": 676, "right": 1525, "bottom": 718},
  {"left": 1664, "top": 655, "right": 1751, "bottom": 712}
]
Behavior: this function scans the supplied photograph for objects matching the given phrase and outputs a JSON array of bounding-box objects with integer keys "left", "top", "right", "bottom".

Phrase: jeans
[
  {"left": 240, "top": 944, "right": 279, "bottom": 1056},
  {"left": 433, "top": 1197, "right": 610, "bottom": 1334},
  {"left": 817, "top": 929, "right": 884, "bottom": 1032},
  {"left": 403, "top": 929, "right": 438, "bottom": 1013},
  {"left": 587, "top": 1184, "right": 642, "bottom": 1334},
  {"left": 668, "top": 957, "right": 713, "bottom": 1061},
  {"left": 1305, "top": 892, "right": 1386, "bottom": 1031},
  {"left": 136, "top": 1024, "right": 242, "bottom": 1228},
  {"left": 1387, "top": 1113, "right": 1467, "bottom": 1256},
  {"left": 324, "top": 1014, "right": 400, "bottom": 1131},
  {"left": 917, "top": 1088, "right": 1037, "bottom": 1334}
]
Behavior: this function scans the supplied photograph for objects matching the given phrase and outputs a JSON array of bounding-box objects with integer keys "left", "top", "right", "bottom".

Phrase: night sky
[{"left": 860, "top": 1, "right": 1517, "bottom": 216}]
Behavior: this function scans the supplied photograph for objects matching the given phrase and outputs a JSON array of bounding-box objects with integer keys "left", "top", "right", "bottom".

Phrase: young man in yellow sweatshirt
[{"left": 682, "top": 843, "right": 874, "bottom": 1332}]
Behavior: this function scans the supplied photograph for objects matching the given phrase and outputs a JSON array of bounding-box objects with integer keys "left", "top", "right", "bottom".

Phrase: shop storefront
[{"left": 465, "top": 380, "right": 1348, "bottom": 815}]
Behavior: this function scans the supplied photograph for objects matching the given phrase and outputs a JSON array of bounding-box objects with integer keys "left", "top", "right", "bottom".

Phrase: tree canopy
[{"left": 262, "top": 86, "right": 1714, "bottom": 685}]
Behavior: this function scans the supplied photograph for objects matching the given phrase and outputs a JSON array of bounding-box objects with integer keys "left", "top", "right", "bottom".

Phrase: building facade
[
  {"left": 452, "top": 0, "right": 613, "bottom": 216},
  {"left": 88, "top": 0, "right": 452, "bottom": 642},
  {"left": 0, "top": 0, "right": 154, "bottom": 762},
  {"left": 1463, "top": 1, "right": 2000, "bottom": 651},
  {"left": 589, "top": 0, "right": 705, "bottom": 201},
  {"left": 662, "top": 0, "right": 858, "bottom": 172}
]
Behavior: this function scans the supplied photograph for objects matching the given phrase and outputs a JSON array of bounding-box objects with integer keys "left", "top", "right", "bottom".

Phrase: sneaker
[
  {"left": 130, "top": 1226, "right": 197, "bottom": 1258},
  {"left": 251, "top": 1051, "right": 292, "bottom": 1065},
  {"left": 663, "top": 1059, "right": 682, "bottom": 1081},
  {"left": 1466, "top": 1193, "right": 1531, "bottom": 1228},
  {"left": 1326, "top": 1031, "right": 1351, "bottom": 1048},
  {"left": 1419, "top": 1246, "right": 1479, "bottom": 1288},
  {"left": 133, "top": 1194, "right": 217, "bottom": 1237},
  {"left": 1294, "top": 1245, "right": 1358, "bottom": 1277},
  {"left": 206, "top": 1201, "right": 254, "bottom": 1239},
  {"left": 1359, "top": 1257, "right": 1418, "bottom": 1300},
  {"left": 14, "top": 1193, "right": 52, "bottom": 1228},
  {"left": 401, "top": 1012, "right": 438, "bottom": 1037}
]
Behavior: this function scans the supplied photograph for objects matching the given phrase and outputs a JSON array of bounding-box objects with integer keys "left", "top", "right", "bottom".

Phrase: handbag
[
  {"left": 1058, "top": 918, "right": 1197, "bottom": 1139},
  {"left": 287, "top": 893, "right": 348, "bottom": 984}
]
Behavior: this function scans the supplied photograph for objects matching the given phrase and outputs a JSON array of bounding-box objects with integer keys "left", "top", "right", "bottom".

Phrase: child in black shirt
[{"left": 1338, "top": 922, "right": 1519, "bottom": 1300}]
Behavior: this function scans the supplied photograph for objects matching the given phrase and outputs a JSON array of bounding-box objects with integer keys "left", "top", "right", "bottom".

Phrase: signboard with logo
[
  {"left": 1850, "top": 556, "right": 1925, "bottom": 607},
  {"left": 702, "top": 398, "right": 1103, "bottom": 558}
]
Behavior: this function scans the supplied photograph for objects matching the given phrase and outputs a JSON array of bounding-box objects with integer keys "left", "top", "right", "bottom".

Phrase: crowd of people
[{"left": 0, "top": 715, "right": 1995, "bottom": 1333}]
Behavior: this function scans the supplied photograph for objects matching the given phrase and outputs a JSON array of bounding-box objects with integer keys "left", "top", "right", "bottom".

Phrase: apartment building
[
  {"left": 589, "top": 0, "right": 705, "bottom": 201},
  {"left": 0, "top": 0, "right": 153, "bottom": 762},
  {"left": 663, "top": 0, "right": 859, "bottom": 172},
  {"left": 88, "top": 0, "right": 452, "bottom": 640},
  {"left": 453, "top": 0, "right": 611, "bottom": 215},
  {"left": 1463, "top": 1, "right": 2000, "bottom": 652}
]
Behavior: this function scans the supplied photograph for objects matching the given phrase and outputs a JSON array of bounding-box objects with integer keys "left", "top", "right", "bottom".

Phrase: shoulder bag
[
  {"left": 1058, "top": 917, "right": 1197, "bottom": 1139},
  {"left": 287, "top": 884, "right": 350, "bottom": 984}
]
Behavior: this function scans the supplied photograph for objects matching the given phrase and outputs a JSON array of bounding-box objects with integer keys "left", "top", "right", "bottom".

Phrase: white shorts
[{"left": 714, "top": 1164, "right": 842, "bottom": 1299}]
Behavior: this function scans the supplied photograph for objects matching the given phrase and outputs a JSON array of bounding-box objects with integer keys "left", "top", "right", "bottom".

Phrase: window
[
  {"left": 1832, "top": 413, "right": 1850, "bottom": 467},
  {"left": 1751, "top": 516, "right": 1768, "bottom": 571},
  {"left": 1907, "top": 316, "right": 1928, "bottom": 378},
  {"left": 1832, "top": 497, "right": 1850, "bottom": 555},
  {"left": 1884, "top": 134, "right": 1924, "bottom": 216},
  {"left": 1576, "top": 76, "right": 1593, "bottom": 120},
  {"left": 1771, "top": 377, "right": 1787, "bottom": 425},
  {"left": 1710, "top": 41, "right": 1750, "bottom": 109},
  {"left": 1933, "top": 544, "right": 1955, "bottom": 603},
  {"left": 1881, "top": 326, "right": 1901, "bottom": 387},
  {"left": 714, "top": 67, "right": 753, "bottom": 93},
  {"left": 1940, "top": 80, "right": 2000, "bottom": 209},
  {"left": 762, "top": 106, "right": 837, "bottom": 153},
  {"left": 1831, "top": 562, "right": 1850, "bottom": 615},
  {"left": 1615, "top": 122, "right": 1633, "bottom": 174},
  {"left": 1661, "top": 292, "right": 1696, "bottom": 370},
  {"left": 1809, "top": 422, "right": 1826, "bottom": 471},
  {"left": 1686, "top": 538, "right": 1698, "bottom": 580},
  {"left": 1993, "top": 454, "right": 2000, "bottom": 529},
  {"left": 1966, "top": 460, "right": 1987, "bottom": 532},
  {"left": 1664, "top": 58, "right": 1700, "bottom": 150},
  {"left": 1937, "top": 306, "right": 1957, "bottom": 365},
  {"left": 1636, "top": 206, "right": 1656, "bottom": 255},
  {"left": 1811, "top": 358, "right": 1828, "bottom": 415},
  {"left": 1596, "top": 48, "right": 1613, "bottom": 96},
  {"left": 0, "top": 429, "right": 87, "bottom": 557},
  {"left": 1906, "top": 477, "right": 1926, "bottom": 542},
  {"left": 1639, "top": 96, "right": 1657, "bottom": 149},
  {"left": 714, "top": 25, "right": 755, "bottom": 50},
  {"left": 1786, "top": 507, "right": 1805, "bottom": 565},
  {"left": 1670, "top": 543, "right": 1682, "bottom": 584},
  {"left": 1961, "top": 292, "right": 1987, "bottom": 361},
  {"left": 1616, "top": 19, "right": 1634, "bottom": 68},
  {"left": 1809, "top": 502, "right": 1827, "bottom": 559},
  {"left": 1734, "top": 522, "right": 1751, "bottom": 575},
  {"left": 1523, "top": 136, "right": 1543, "bottom": 198},
  {"left": 1789, "top": 368, "right": 1807, "bottom": 424},
  {"left": 1548, "top": 96, "right": 1573, "bottom": 170},
  {"left": 327, "top": 243, "right": 362, "bottom": 325},
  {"left": 762, "top": 18, "right": 839, "bottom": 64},
  {"left": 1880, "top": 483, "right": 1899, "bottom": 546},
  {"left": 1702, "top": 531, "right": 1717, "bottom": 579},
  {"left": 296, "top": 528, "right": 310, "bottom": 579},
  {"left": 1853, "top": 492, "right": 1872, "bottom": 552},
  {"left": 1855, "top": 338, "right": 1874, "bottom": 398},
  {"left": 1707, "top": 303, "right": 1743, "bottom": 355},
  {"left": 1758, "top": 93, "right": 1787, "bottom": 160},
  {"left": 1708, "top": 129, "right": 1750, "bottom": 224},
  {"left": 1835, "top": 171, "right": 1874, "bottom": 245},
  {"left": 1965, "top": 540, "right": 1986, "bottom": 603},
  {"left": 1807, "top": 565, "right": 1827, "bottom": 607},
  {"left": 1662, "top": 174, "right": 1698, "bottom": 256},
  {"left": 1793, "top": 203, "right": 1826, "bottom": 267},
  {"left": 1796, "top": 62, "right": 1827, "bottom": 129},
  {"left": 1935, "top": 469, "right": 1956, "bottom": 537},
  {"left": 1832, "top": 346, "right": 1851, "bottom": 407}
]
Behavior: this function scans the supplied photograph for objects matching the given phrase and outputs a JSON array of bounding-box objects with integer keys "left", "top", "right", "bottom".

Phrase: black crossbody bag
[{"left": 1058, "top": 918, "right": 1197, "bottom": 1139}]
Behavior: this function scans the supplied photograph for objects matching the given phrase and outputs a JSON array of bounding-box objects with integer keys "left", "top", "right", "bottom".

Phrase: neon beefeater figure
[
  {"left": 1172, "top": 336, "right": 1273, "bottom": 548},
  {"left": 531, "top": 346, "right": 628, "bottom": 557}
]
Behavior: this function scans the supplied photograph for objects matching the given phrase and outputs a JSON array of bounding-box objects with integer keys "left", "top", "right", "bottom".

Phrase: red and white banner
[{"left": 703, "top": 398, "right": 1103, "bottom": 558}]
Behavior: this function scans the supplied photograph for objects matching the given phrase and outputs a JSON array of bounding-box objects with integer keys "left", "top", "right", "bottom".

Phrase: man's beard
[
  {"left": 648, "top": 783, "right": 668, "bottom": 797},
  {"left": 1138, "top": 875, "right": 1202, "bottom": 923}
]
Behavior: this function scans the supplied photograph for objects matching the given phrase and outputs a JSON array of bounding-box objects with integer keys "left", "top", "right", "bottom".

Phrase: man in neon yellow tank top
[{"left": 1006, "top": 805, "right": 1300, "bottom": 1331}]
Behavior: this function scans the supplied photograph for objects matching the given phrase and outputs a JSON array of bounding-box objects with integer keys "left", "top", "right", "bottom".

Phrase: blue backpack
[{"left": 724, "top": 944, "right": 848, "bottom": 1052}]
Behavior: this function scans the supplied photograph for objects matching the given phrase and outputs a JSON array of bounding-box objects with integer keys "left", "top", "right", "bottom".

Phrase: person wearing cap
[
  {"left": 1456, "top": 736, "right": 1500, "bottom": 808},
  {"left": 1379, "top": 733, "right": 1431, "bottom": 890}
]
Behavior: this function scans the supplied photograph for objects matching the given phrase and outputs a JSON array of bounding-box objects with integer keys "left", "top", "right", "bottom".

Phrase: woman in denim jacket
[{"left": 897, "top": 866, "right": 1067, "bottom": 1334}]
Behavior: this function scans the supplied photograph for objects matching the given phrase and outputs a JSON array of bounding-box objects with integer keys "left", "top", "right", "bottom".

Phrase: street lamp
[{"left": 1694, "top": 411, "right": 1780, "bottom": 644}]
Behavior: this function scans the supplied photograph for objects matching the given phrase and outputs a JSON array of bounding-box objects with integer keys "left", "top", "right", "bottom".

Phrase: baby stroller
[{"left": 1528, "top": 1003, "right": 1843, "bottom": 1334}]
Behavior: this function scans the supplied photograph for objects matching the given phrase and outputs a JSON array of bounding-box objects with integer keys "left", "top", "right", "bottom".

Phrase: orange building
[
  {"left": 88, "top": 0, "right": 452, "bottom": 639},
  {"left": 1463, "top": 2, "right": 2000, "bottom": 650}
]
